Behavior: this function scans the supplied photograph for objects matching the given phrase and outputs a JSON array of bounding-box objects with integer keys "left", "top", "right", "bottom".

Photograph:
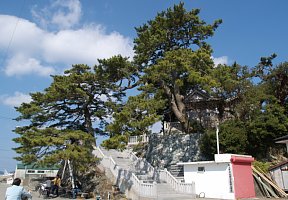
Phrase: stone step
[
  {"left": 168, "top": 164, "right": 184, "bottom": 178},
  {"left": 157, "top": 193, "right": 195, "bottom": 200},
  {"left": 169, "top": 170, "right": 184, "bottom": 174},
  {"left": 136, "top": 174, "right": 154, "bottom": 180},
  {"left": 97, "top": 148, "right": 195, "bottom": 199}
]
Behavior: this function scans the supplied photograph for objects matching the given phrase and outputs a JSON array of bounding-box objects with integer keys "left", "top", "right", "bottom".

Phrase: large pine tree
[{"left": 14, "top": 58, "right": 137, "bottom": 168}]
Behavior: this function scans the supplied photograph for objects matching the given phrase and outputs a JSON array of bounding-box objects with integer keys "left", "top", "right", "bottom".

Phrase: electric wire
[{"left": 0, "top": 0, "right": 26, "bottom": 68}]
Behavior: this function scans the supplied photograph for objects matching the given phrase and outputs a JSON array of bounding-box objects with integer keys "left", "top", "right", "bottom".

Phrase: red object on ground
[{"left": 231, "top": 156, "right": 255, "bottom": 199}]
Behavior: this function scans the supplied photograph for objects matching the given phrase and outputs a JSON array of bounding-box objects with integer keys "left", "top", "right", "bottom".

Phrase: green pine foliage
[
  {"left": 14, "top": 62, "right": 137, "bottom": 169},
  {"left": 13, "top": 2, "right": 288, "bottom": 166}
]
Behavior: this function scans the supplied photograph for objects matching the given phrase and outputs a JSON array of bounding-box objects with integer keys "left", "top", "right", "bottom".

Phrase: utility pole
[{"left": 215, "top": 108, "right": 220, "bottom": 154}]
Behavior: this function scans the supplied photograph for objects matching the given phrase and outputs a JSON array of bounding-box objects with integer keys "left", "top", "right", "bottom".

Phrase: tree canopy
[
  {"left": 13, "top": 2, "right": 288, "bottom": 168},
  {"left": 13, "top": 60, "right": 137, "bottom": 168}
]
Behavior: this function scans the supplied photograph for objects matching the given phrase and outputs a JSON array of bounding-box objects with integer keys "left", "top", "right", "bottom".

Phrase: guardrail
[
  {"left": 128, "top": 134, "right": 149, "bottom": 145},
  {"left": 130, "top": 151, "right": 156, "bottom": 179},
  {"left": 129, "top": 150, "right": 195, "bottom": 195},
  {"left": 131, "top": 173, "right": 157, "bottom": 197},
  {"left": 160, "top": 168, "right": 195, "bottom": 195},
  {"left": 94, "top": 147, "right": 157, "bottom": 198}
]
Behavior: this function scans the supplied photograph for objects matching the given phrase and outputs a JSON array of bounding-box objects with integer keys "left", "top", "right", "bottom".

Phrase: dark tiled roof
[{"left": 16, "top": 163, "right": 59, "bottom": 170}]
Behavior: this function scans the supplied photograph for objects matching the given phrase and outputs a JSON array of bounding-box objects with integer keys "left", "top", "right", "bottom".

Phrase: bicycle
[{"left": 37, "top": 183, "right": 50, "bottom": 199}]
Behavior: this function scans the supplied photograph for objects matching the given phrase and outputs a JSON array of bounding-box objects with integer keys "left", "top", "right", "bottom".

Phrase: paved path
[
  {"left": 2, "top": 183, "right": 284, "bottom": 200},
  {"left": 0, "top": 183, "right": 73, "bottom": 200}
]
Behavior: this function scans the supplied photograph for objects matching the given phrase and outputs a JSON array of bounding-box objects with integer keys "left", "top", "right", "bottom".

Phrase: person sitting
[
  {"left": 72, "top": 180, "right": 82, "bottom": 199},
  {"left": 43, "top": 178, "right": 52, "bottom": 197},
  {"left": 5, "top": 178, "right": 32, "bottom": 200},
  {"left": 51, "top": 175, "right": 61, "bottom": 196}
]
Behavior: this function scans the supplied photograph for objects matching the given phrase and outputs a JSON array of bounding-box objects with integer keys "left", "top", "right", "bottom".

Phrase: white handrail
[
  {"left": 96, "top": 146, "right": 105, "bottom": 158},
  {"left": 160, "top": 169, "right": 195, "bottom": 194},
  {"left": 131, "top": 173, "right": 157, "bottom": 197},
  {"left": 129, "top": 152, "right": 156, "bottom": 178},
  {"left": 94, "top": 147, "right": 157, "bottom": 197},
  {"left": 128, "top": 134, "right": 149, "bottom": 145}
]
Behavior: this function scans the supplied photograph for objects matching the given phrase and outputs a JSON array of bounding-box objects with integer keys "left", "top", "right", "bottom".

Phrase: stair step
[{"left": 96, "top": 148, "right": 194, "bottom": 199}]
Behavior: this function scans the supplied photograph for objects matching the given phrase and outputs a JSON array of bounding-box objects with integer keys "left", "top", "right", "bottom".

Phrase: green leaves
[
  {"left": 134, "top": 2, "right": 221, "bottom": 67},
  {"left": 14, "top": 62, "right": 135, "bottom": 167}
]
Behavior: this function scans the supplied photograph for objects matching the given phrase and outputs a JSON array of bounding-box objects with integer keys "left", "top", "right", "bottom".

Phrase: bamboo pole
[
  {"left": 252, "top": 166, "right": 287, "bottom": 197},
  {"left": 253, "top": 173, "right": 270, "bottom": 197},
  {"left": 253, "top": 173, "right": 278, "bottom": 198}
]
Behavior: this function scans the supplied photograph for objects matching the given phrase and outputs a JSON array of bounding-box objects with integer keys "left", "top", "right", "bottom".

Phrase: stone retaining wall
[{"left": 144, "top": 133, "right": 204, "bottom": 169}]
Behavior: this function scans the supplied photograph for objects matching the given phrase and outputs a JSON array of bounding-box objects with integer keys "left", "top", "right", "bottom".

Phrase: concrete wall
[
  {"left": 15, "top": 169, "right": 58, "bottom": 179},
  {"left": 183, "top": 162, "right": 234, "bottom": 199}
]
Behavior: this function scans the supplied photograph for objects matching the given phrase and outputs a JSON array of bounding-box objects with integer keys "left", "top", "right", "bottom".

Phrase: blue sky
[{"left": 0, "top": 0, "right": 287, "bottom": 171}]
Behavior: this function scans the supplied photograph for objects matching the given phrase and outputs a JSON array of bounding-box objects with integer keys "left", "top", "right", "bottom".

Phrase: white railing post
[
  {"left": 160, "top": 168, "right": 195, "bottom": 195},
  {"left": 128, "top": 134, "right": 149, "bottom": 145},
  {"left": 95, "top": 147, "right": 157, "bottom": 198}
]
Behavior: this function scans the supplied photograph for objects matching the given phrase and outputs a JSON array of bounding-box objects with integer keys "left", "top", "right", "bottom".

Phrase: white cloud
[
  {"left": 0, "top": 15, "right": 44, "bottom": 54},
  {"left": 5, "top": 54, "right": 55, "bottom": 76},
  {"left": 212, "top": 56, "right": 228, "bottom": 67},
  {"left": 0, "top": 13, "right": 134, "bottom": 77},
  {"left": 1, "top": 92, "right": 32, "bottom": 107},
  {"left": 32, "top": 0, "right": 81, "bottom": 30},
  {"left": 51, "top": 0, "right": 82, "bottom": 29},
  {"left": 42, "top": 25, "right": 134, "bottom": 65}
]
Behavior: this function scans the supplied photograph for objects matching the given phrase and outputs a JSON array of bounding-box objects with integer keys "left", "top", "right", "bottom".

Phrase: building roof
[
  {"left": 177, "top": 154, "right": 254, "bottom": 166},
  {"left": 269, "top": 160, "right": 288, "bottom": 171},
  {"left": 274, "top": 135, "right": 288, "bottom": 144},
  {"left": 16, "top": 163, "right": 59, "bottom": 170},
  {"left": 177, "top": 160, "right": 230, "bottom": 166}
]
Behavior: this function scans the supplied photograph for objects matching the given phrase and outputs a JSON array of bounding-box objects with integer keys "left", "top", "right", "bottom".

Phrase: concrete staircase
[
  {"left": 99, "top": 148, "right": 133, "bottom": 171},
  {"left": 168, "top": 164, "right": 184, "bottom": 182},
  {"left": 96, "top": 147, "right": 195, "bottom": 199}
]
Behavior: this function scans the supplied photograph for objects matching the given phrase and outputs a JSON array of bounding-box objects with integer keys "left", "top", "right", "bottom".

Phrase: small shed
[
  {"left": 178, "top": 154, "right": 255, "bottom": 199},
  {"left": 14, "top": 163, "right": 59, "bottom": 180},
  {"left": 269, "top": 135, "right": 288, "bottom": 191},
  {"left": 269, "top": 161, "right": 288, "bottom": 191}
]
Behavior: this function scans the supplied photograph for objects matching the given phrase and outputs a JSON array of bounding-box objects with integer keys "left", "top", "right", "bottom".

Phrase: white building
[
  {"left": 14, "top": 164, "right": 59, "bottom": 180},
  {"left": 178, "top": 154, "right": 255, "bottom": 199}
]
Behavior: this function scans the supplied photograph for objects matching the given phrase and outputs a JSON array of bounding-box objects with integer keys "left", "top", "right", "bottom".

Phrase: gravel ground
[
  {"left": 1, "top": 182, "right": 285, "bottom": 200},
  {"left": 0, "top": 183, "right": 87, "bottom": 200}
]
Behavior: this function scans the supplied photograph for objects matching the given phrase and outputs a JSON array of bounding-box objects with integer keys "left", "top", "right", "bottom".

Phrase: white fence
[
  {"left": 94, "top": 146, "right": 195, "bottom": 198},
  {"left": 130, "top": 151, "right": 156, "bottom": 179},
  {"left": 130, "top": 150, "right": 195, "bottom": 195},
  {"left": 128, "top": 134, "right": 149, "bottom": 145},
  {"left": 163, "top": 121, "right": 183, "bottom": 133},
  {"left": 160, "top": 169, "right": 195, "bottom": 195},
  {"left": 94, "top": 147, "right": 157, "bottom": 198}
]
